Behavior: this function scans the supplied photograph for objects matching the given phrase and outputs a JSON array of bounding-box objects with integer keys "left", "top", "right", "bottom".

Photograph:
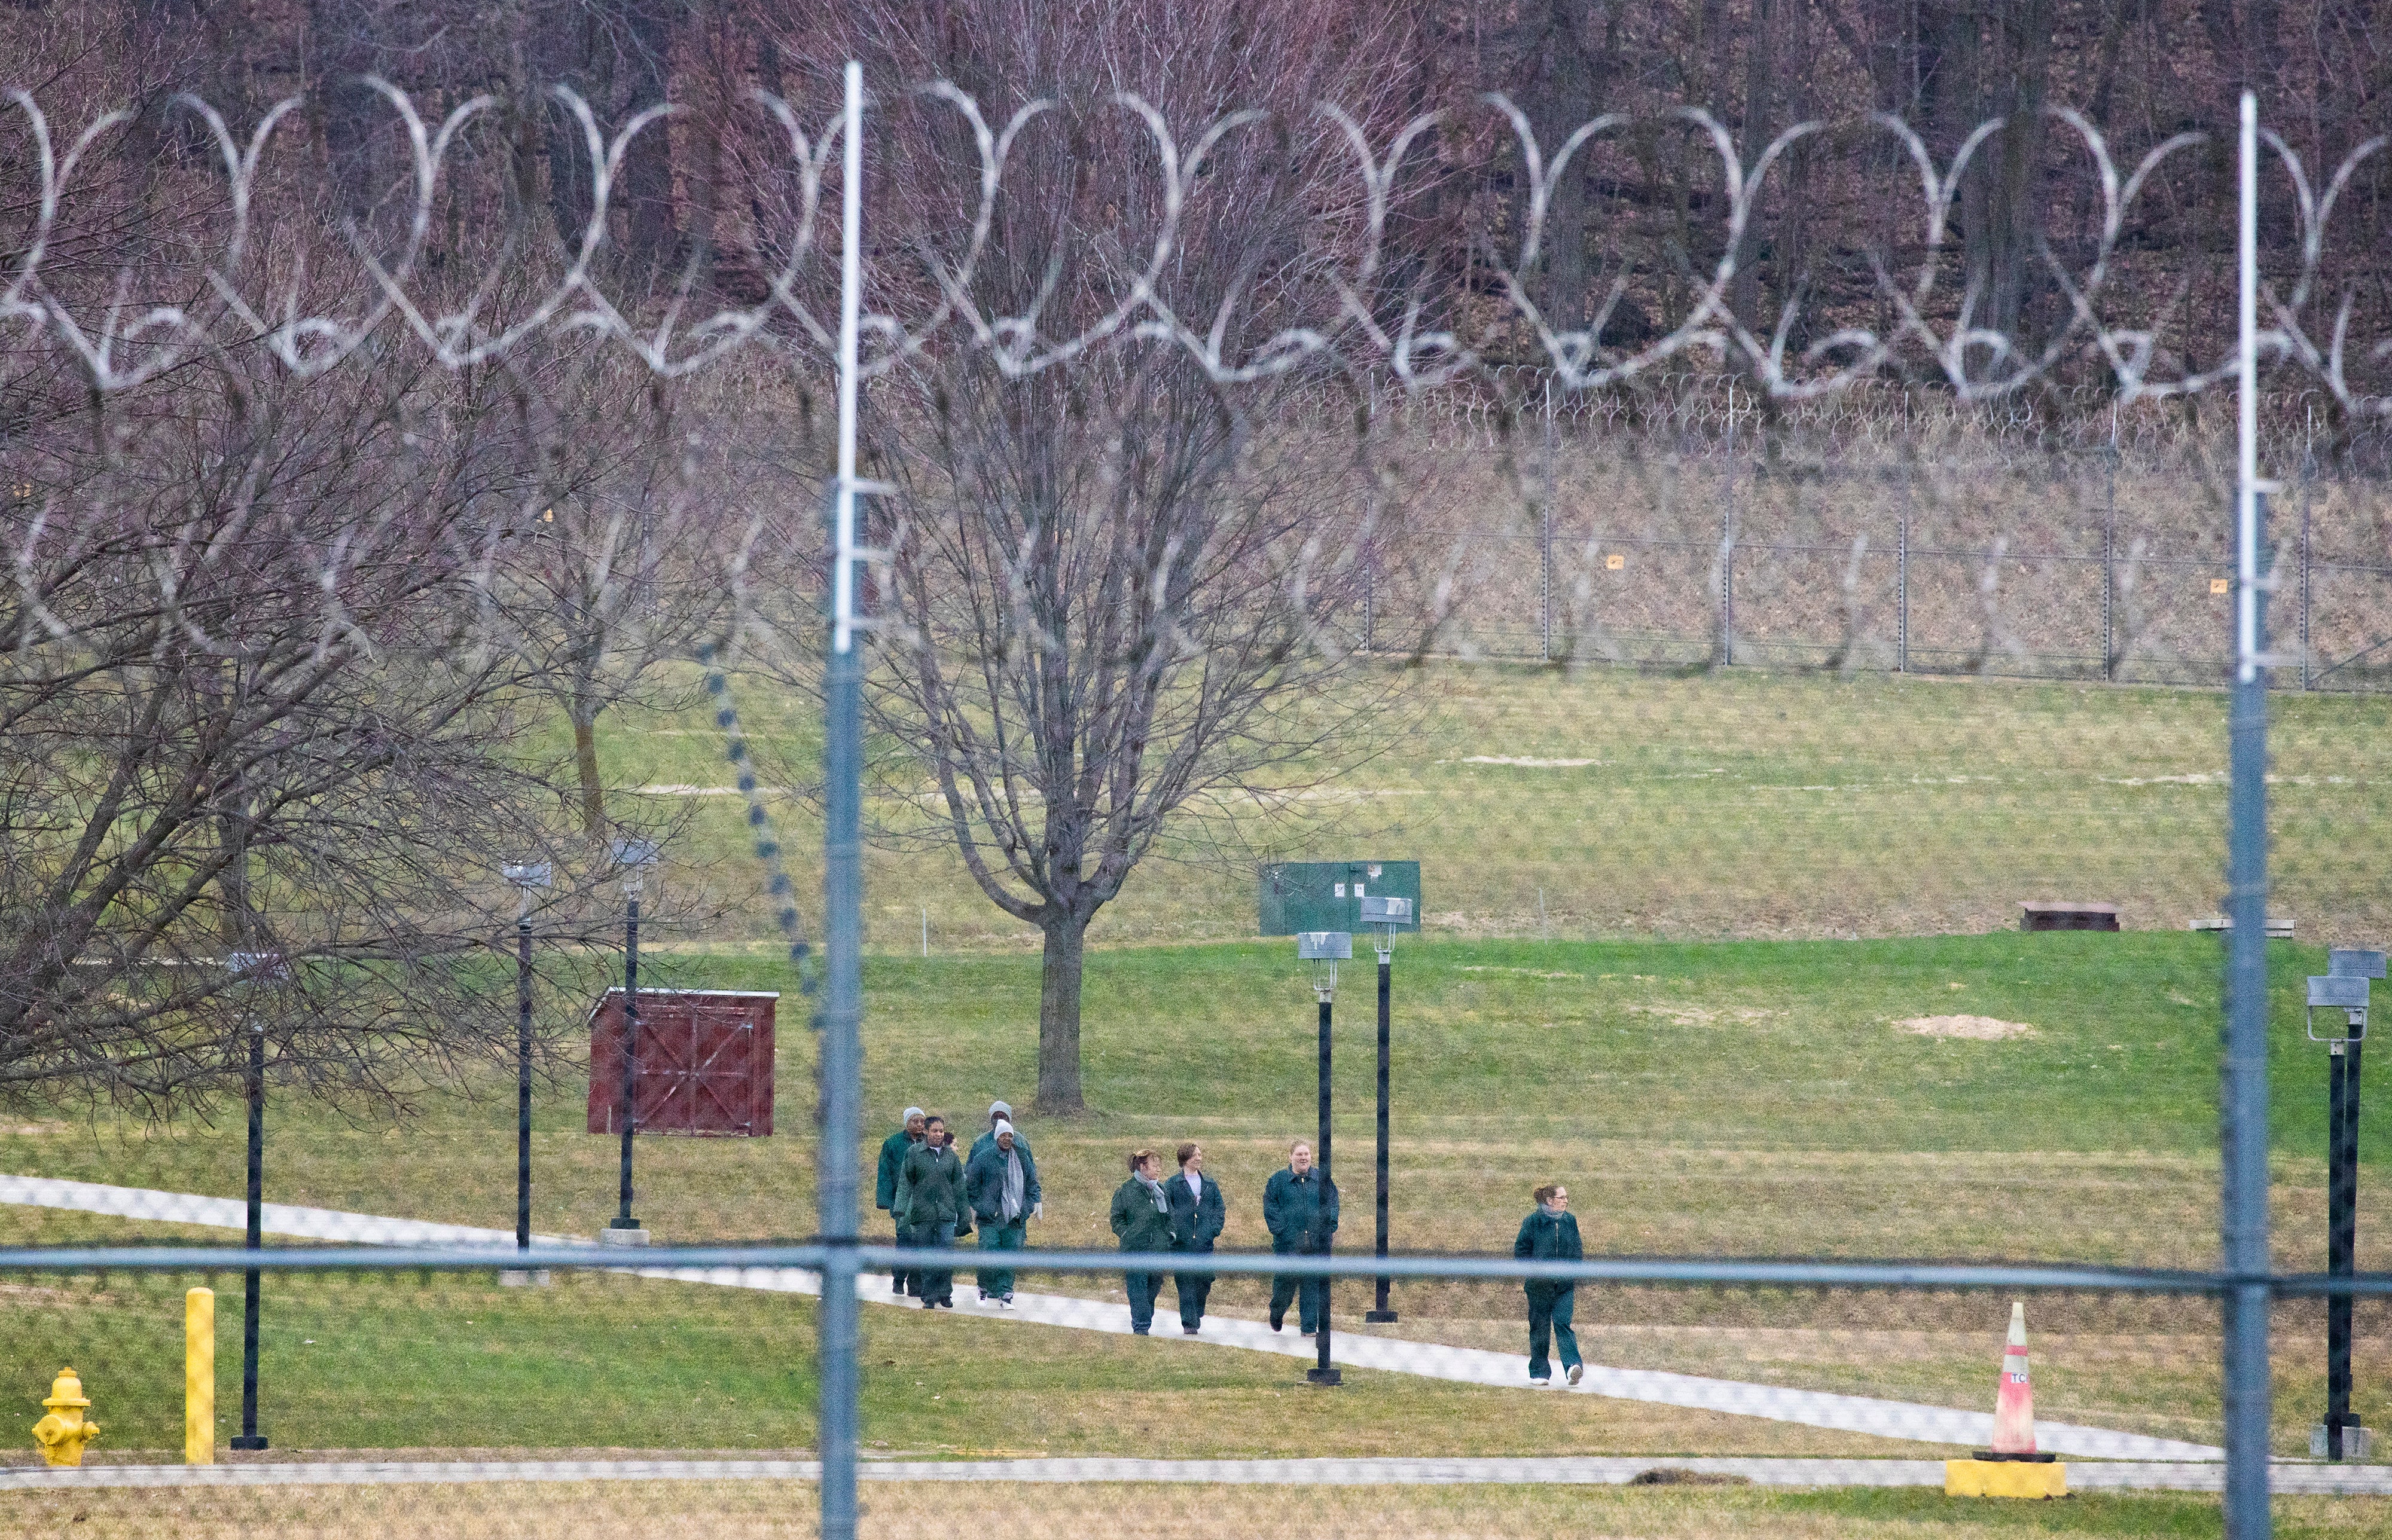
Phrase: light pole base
[
  {"left": 229, "top": 1435, "right": 269, "bottom": 1452},
  {"left": 2311, "top": 1422, "right": 2374, "bottom": 1460},
  {"left": 498, "top": 1269, "right": 553, "bottom": 1287},
  {"left": 597, "top": 1225, "right": 651, "bottom": 1248},
  {"left": 1363, "top": 1310, "right": 1399, "bottom": 1323},
  {"left": 1305, "top": 1367, "right": 1343, "bottom": 1387}
]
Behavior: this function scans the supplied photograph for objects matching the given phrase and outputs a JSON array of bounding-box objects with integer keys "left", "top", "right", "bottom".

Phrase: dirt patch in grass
[{"left": 1894, "top": 1015, "right": 2038, "bottom": 1041}]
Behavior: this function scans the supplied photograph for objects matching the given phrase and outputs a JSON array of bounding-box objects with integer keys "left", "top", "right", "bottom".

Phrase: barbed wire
[{"left": 10, "top": 82, "right": 2392, "bottom": 408}]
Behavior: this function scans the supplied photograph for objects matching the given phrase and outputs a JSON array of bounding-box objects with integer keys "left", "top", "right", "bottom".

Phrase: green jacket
[
  {"left": 1109, "top": 1176, "right": 1174, "bottom": 1253},
  {"left": 1166, "top": 1171, "right": 1225, "bottom": 1252},
  {"left": 964, "top": 1139, "right": 1042, "bottom": 1224},
  {"left": 1262, "top": 1167, "right": 1338, "bottom": 1251},
  {"left": 1514, "top": 1207, "right": 1583, "bottom": 1297},
  {"left": 894, "top": 1142, "right": 967, "bottom": 1230},
  {"left": 875, "top": 1129, "right": 922, "bottom": 1212}
]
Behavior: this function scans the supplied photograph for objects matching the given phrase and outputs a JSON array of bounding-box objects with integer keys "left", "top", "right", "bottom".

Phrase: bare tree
[
  {"left": 0, "top": 349, "right": 614, "bottom": 1109},
  {"left": 810, "top": 0, "right": 1423, "bottom": 1113},
  {"left": 0, "top": 79, "right": 705, "bottom": 1110}
]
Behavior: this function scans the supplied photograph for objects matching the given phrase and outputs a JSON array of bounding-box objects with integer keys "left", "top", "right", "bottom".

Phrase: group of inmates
[{"left": 875, "top": 1101, "right": 1585, "bottom": 1377}]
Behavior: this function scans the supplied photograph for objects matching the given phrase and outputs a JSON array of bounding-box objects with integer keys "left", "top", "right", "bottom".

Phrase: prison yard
[{"left": 7, "top": 661, "right": 2392, "bottom": 1540}]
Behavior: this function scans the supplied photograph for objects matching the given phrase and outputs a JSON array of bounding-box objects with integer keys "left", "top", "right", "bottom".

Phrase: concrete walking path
[
  {"left": 8, "top": 1456, "right": 2387, "bottom": 1495},
  {"left": 1, "top": 1175, "right": 2222, "bottom": 1463}
]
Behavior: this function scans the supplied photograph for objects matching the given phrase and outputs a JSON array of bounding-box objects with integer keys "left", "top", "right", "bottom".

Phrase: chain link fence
[
  {"left": 5, "top": 66, "right": 2392, "bottom": 1540},
  {"left": 1357, "top": 375, "right": 2392, "bottom": 688}
]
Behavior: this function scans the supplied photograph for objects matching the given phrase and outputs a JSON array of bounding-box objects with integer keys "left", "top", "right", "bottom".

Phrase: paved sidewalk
[
  {"left": 8, "top": 1455, "right": 2384, "bottom": 1495},
  {"left": 2, "top": 1175, "right": 2221, "bottom": 1462}
]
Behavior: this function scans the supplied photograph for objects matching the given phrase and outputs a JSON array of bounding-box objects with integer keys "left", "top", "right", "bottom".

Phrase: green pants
[
  {"left": 1527, "top": 1283, "right": 1581, "bottom": 1381},
  {"left": 975, "top": 1218, "right": 1026, "bottom": 1297},
  {"left": 1270, "top": 1240, "right": 1326, "bottom": 1333}
]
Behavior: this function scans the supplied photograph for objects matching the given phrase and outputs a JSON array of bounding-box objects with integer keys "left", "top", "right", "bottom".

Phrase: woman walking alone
[{"left": 1514, "top": 1182, "right": 1584, "bottom": 1386}]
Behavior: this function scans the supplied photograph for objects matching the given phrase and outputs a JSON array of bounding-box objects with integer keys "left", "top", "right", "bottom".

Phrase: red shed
[{"left": 586, "top": 988, "right": 777, "bottom": 1137}]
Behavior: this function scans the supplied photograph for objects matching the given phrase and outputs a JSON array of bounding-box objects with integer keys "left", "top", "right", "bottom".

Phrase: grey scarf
[
  {"left": 1000, "top": 1147, "right": 1026, "bottom": 1222},
  {"left": 1137, "top": 1174, "right": 1168, "bottom": 1213}
]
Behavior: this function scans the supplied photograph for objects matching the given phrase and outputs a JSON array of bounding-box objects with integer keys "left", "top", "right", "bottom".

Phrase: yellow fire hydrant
[{"left": 31, "top": 1367, "right": 99, "bottom": 1466}]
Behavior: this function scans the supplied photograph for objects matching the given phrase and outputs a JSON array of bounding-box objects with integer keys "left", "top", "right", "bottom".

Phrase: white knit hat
[
  {"left": 993, "top": 1119, "right": 1016, "bottom": 1139},
  {"left": 988, "top": 1099, "right": 1013, "bottom": 1120}
]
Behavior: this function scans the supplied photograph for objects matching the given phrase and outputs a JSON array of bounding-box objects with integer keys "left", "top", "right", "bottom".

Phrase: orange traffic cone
[
  {"left": 1945, "top": 1301, "right": 2066, "bottom": 1498},
  {"left": 1988, "top": 1300, "right": 2037, "bottom": 1455}
]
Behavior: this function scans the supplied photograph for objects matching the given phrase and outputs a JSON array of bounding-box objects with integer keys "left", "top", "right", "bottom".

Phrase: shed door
[{"left": 637, "top": 1001, "right": 758, "bottom": 1134}]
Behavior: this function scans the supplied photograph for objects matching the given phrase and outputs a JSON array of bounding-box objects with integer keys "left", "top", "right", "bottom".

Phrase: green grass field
[
  {"left": 590, "top": 661, "right": 2392, "bottom": 949},
  {"left": 7, "top": 662, "right": 2392, "bottom": 1493},
  {"left": 7, "top": 930, "right": 2390, "bottom": 1460}
]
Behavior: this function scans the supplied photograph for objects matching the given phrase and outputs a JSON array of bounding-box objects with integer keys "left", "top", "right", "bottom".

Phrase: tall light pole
[
  {"left": 1359, "top": 894, "right": 1412, "bottom": 1324},
  {"left": 1259, "top": 861, "right": 1421, "bottom": 1334},
  {"left": 225, "top": 949, "right": 283, "bottom": 1452},
  {"left": 2308, "top": 950, "right": 2381, "bottom": 1460},
  {"left": 502, "top": 863, "right": 553, "bottom": 1284},
  {"left": 1298, "top": 930, "right": 1350, "bottom": 1388},
  {"left": 605, "top": 838, "right": 660, "bottom": 1245}
]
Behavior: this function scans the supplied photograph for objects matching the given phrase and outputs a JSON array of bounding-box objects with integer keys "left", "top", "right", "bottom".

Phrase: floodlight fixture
[
  {"left": 2330, "top": 949, "right": 2388, "bottom": 980},
  {"left": 1359, "top": 895, "right": 1412, "bottom": 962},
  {"left": 1298, "top": 931, "right": 1351, "bottom": 1003},
  {"left": 505, "top": 861, "right": 553, "bottom": 919},
  {"left": 224, "top": 951, "right": 288, "bottom": 982},
  {"left": 2309, "top": 973, "right": 2371, "bottom": 1043},
  {"left": 610, "top": 838, "right": 661, "bottom": 897}
]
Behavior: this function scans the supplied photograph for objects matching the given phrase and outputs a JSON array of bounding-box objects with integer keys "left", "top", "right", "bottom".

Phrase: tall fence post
[
  {"left": 1540, "top": 377, "right": 1555, "bottom": 662},
  {"left": 1897, "top": 462, "right": 1909, "bottom": 675},
  {"left": 817, "top": 57, "right": 868, "bottom": 1540},
  {"left": 2300, "top": 406, "right": 2314, "bottom": 691},
  {"left": 1719, "top": 383, "right": 1738, "bottom": 666},
  {"left": 2222, "top": 90, "right": 2275, "bottom": 1540},
  {"left": 2103, "top": 405, "right": 2118, "bottom": 681}
]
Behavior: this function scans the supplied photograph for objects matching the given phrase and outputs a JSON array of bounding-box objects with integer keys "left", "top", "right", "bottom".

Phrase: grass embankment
[{"left": 582, "top": 661, "right": 2392, "bottom": 949}]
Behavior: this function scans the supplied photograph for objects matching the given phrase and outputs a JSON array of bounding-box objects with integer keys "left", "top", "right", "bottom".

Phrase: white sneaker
[
  {"left": 1567, "top": 1364, "right": 1584, "bottom": 1386},
  {"left": 1530, "top": 1376, "right": 1551, "bottom": 1387}
]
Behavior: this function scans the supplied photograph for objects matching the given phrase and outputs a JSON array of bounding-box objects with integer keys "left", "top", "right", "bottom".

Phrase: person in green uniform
[
  {"left": 1263, "top": 1139, "right": 1337, "bottom": 1335},
  {"left": 1109, "top": 1148, "right": 1173, "bottom": 1335},
  {"left": 876, "top": 1107, "right": 927, "bottom": 1295},
  {"left": 964, "top": 1117, "right": 1041, "bottom": 1306},
  {"left": 1514, "top": 1182, "right": 1584, "bottom": 1386},
  {"left": 1166, "top": 1141, "right": 1226, "bottom": 1335},
  {"left": 893, "top": 1115, "right": 966, "bottom": 1308}
]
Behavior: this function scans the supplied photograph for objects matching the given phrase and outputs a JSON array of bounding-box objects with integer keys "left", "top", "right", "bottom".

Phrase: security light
[
  {"left": 2330, "top": 950, "right": 2387, "bottom": 980},
  {"left": 2309, "top": 974, "right": 2371, "bottom": 1042},
  {"left": 224, "top": 951, "right": 286, "bottom": 982},
  {"left": 1360, "top": 894, "right": 1412, "bottom": 963},
  {"left": 610, "top": 838, "right": 661, "bottom": 897},
  {"left": 1298, "top": 930, "right": 1351, "bottom": 1003}
]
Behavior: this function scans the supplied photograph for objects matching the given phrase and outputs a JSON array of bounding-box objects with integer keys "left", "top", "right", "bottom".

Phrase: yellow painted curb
[{"left": 1945, "top": 1459, "right": 2067, "bottom": 1498}]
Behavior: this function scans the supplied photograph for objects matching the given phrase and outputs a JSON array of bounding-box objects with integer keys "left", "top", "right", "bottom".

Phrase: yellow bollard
[{"left": 185, "top": 1287, "right": 214, "bottom": 1465}]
